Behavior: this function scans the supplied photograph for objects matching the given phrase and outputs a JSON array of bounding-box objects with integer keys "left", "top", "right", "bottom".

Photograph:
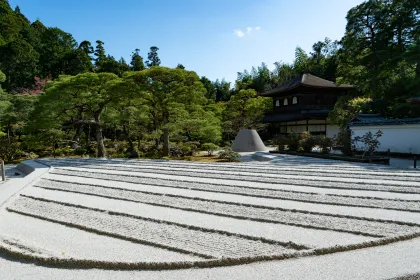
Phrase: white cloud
[
  {"left": 234, "top": 26, "right": 261, "bottom": 38},
  {"left": 234, "top": 29, "right": 245, "bottom": 37}
]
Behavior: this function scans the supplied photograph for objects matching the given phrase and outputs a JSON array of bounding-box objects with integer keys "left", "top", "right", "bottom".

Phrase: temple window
[
  {"left": 292, "top": 96, "right": 298, "bottom": 104},
  {"left": 275, "top": 100, "right": 280, "bottom": 107},
  {"left": 283, "top": 98, "right": 288, "bottom": 106}
]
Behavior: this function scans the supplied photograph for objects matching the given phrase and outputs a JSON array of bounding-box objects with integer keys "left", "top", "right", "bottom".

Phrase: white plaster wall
[
  {"left": 350, "top": 124, "right": 420, "bottom": 154},
  {"left": 326, "top": 125, "right": 340, "bottom": 139}
]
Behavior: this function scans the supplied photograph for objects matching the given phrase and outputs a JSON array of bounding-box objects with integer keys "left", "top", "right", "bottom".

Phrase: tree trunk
[
  {"left": 7, "top": 126, "right": 11, "bottom": 145},
  {"left": 127, "top": 138, "right": 138, "bottom": 158},
  {"left": 122, "top": 124, "right": 138, "bottom": 158},
  {"left": 163, "top": 128, "right": 169, "bottom": 156},
  {"left": 137, "top": 136, "right": 141, "bottom": 151},
  {"left": 94, "top": 114, "right": 106, "bottom": 158},
  {"left": 162, "top": 114, "right": 169, "bottom": 156},
  {"left": 86, "top": 125, "right": 91, "bottom": 153},
  {"left": 72, "top": 123, "right": 84, "bottom": 149}
]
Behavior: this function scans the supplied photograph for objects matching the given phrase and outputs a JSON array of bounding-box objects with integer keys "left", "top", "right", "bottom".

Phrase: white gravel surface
[
  {"left": 19, "top": 186, "right": 374, "bottom": 248},
  {"left": 46, "top": 172, "right": 420, "bottom": 201},
  {"left": 40, "top": 175, "right": 420, "bottom": 212},
  {"left": 55, "top": 164, "right": 420, "bottom": 191},
  {"left": 42, "top": 171, "right": 420, "bottom": 225},
  {"left": 0, "top": 236, "right": 420, "bottom": 280},
  {"left": 23, "top": 181, "right": 420, "bottom": 237},
  {"left": 0, "top": 211, "right": 200, "bottom": 262},
  {"left": 51, "top": 166, "right": 420, "bottom": 195},
  {"left": 9, "top": 196, "right": 298, "bottom": 259},
  {"left": 1, "top": 157, "right": 420, "bottom": 278}
]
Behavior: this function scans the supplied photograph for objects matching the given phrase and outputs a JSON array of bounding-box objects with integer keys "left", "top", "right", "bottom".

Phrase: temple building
[{"left": 261, "top": 74, "right": 355, "bottom": 138}]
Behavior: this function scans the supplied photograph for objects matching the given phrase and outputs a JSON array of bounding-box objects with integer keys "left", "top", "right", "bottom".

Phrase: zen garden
[{"left": 0, "top": 0, "right": 420, "bottom": 279}]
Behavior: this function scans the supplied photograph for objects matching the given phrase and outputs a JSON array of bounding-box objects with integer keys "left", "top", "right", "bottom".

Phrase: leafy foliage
[
  {"left": 298, "top": 131, "right": 316, "bottom": 153},
  {"left": 202, "top": 143, "right": 220, "bottom": 156},
  {"left": 146, "top": 46, "right": 161, "bottom": 67},
  {"left": 124, "top": 67, "right": 207, "bottom": 156},
  {"left": 130, "top": 48, "right": 145, "bottom": 71},
  {"left": 222, "top": 89, "right": 271, "bottom": 138},
  {"left": 328, "top": 96, "right": 373, "bottom": 128},
  {"left": 0, "top": 0, "right": 419, "bottom": 162},
  {"left": 218, "top": 147, "right": 240, "bottom": 162},
  {"left": 353, "top": 130, "right": 383, "bottom": 160}
]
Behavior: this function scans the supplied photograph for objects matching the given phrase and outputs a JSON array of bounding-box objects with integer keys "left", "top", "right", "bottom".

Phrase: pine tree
[
  {"left": 146, "top": 46, "right": 161, "bottom": 67},
  {"left": 130, "top": 48, "right": 145, "bottom": 71},
  {"left": 94, "top": 40, "right": 106, "bottom": 67}
]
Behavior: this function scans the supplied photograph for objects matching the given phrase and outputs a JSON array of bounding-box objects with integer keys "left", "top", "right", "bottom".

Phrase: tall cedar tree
[{"left": 146, "top": 46, "right": 161, "bottom": 67}]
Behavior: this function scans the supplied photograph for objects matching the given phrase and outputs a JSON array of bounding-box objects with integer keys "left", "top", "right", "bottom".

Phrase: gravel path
[
  {"left": 2, "top": 157, "right": 420, "bottom": 275},
  {"left": 8, "top": 196, "right": 298, "bottom": 259},
  {"left": 52, "top": 165, "right": 420, "bottom": 194},
  {"left": 21, "top": 186, "right": 372, "bottom": 248},
  {"left": 39, "top": 177, "right": 420, "bottom": 213},
  {"left": 46, "top": 172, "right": 420, "bottom": 201},
  {"left": 0, "top": 211, "right": 200, "bottom": 262},
  {"left": 42, "top": 170, "right": 420, "bottom": 224}
]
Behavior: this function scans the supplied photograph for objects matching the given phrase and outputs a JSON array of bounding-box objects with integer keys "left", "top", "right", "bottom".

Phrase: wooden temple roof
[{"left": 261, "top": 74, "right": 354, "bottom": 97}]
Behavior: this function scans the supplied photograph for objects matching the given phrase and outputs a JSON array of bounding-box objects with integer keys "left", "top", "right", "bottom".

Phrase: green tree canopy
[
  {"left": 31, "top": 72, "right": 125, "bottom": 157},
  {"left": 130, "top": 48, "right": 145, "bottom": 71},
  {"left": 223, "top": 89, "right": 271, "bottom": 137},
  {"left": 94, "top": 40, "right": 106, "bottom": 68},
  {"left": 124, "top": 66, "right": 207, "bottom": 156},
  {"left": 146, "top": 46, "right": 161, "bottom": 67}
]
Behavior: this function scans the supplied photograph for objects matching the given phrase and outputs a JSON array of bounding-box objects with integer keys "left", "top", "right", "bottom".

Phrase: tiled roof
[
  {"left": 350, "top": 114, "right": 384, "bottom": 122},
  {"left": 406, "top": 97, "right": 420, "bottom": 103},
  {"left": 261, "top": 74, "right": 354, "bottom": 96},
  {"left": 349, "top": 114, "right": 420, "bottom": 127}
]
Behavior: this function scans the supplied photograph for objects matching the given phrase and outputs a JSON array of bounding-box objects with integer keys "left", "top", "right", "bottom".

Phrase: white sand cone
[{"left": 232, "top": 129, "right": 267, "bottom": 152}]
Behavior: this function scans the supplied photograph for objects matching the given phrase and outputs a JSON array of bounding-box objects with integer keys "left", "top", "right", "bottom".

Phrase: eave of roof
[
  {"left": 350, "top": 114, "right": 384, "bottom": 122},
  {"left": 406, "top": 97, "right": 420, "bottom": 103},
  {"left": 349, "top": 118, "right": 420, "bottom": 127},
  {"left": 261, "top": 74, "right": 354, "bottom": 97},
  {"left": 262, "top": 110, "right": 330, "bottom": 123}
]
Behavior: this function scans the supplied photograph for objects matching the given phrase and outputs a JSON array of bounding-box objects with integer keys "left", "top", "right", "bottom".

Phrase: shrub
[
  {"left": 138, "top": 140, "right": 156, "bottom": 156},
  {"left": 312, "top": 135, "right": 332, "bottom": 154},
  {"left": 218, "top": 147, "right": 240, "bottom": 162},
  {"left": 318, "top": 136, "right": 332, "bottom": 154},
  {"left": 169, "top": 143, "right": 182, "bottom": 157},
  {"left": 74, "top": 147, "right": 88, "bottom": 157},
  {"left": 0, "top": 138, "right": 23, "bottom": 162},
  {"left": 273, "top": 135, "right": 288, "bottom": 151},
  {"left": 25, "top": 152, "right": 39, "bottom": 159},
  {"left": 55, "top": 147, "right": 74, "bottom": 157},
  {"left": 353, "top": 130, "right": 383, "bottom": 160},
  {"left": 335, "top": 129, "right": 353, "bottom": 156},
  {"left": 286, "top": 133, "right": 300, "bottom": 151},
  {"left": 298, "top": 132, "right": 316, "bottom": 152},
  {"left": 170, "top": 142, "right": 200, "bottom": 157},
  {"left": 202, "top": 143, "right": 220, "bottom": 156}
]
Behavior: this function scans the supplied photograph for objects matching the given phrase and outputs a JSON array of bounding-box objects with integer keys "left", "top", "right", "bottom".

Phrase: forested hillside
[{"left": 0, "top": 0, "right": 419, "bottom": 161}]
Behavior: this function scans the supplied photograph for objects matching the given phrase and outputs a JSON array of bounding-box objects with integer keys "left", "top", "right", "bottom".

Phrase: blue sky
[{"left": 10, "top": 0, "right": 364, "bottom": 83}]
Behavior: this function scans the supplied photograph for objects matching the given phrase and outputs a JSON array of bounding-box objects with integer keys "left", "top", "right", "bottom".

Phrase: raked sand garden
[{"left": 1, "top": 156, "right": 420, "bottom": 279}]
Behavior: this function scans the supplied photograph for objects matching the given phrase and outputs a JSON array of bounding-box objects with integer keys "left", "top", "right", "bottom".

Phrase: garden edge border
[{"left": 0, "top": 160, "right": 51, "bottom": 207}]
